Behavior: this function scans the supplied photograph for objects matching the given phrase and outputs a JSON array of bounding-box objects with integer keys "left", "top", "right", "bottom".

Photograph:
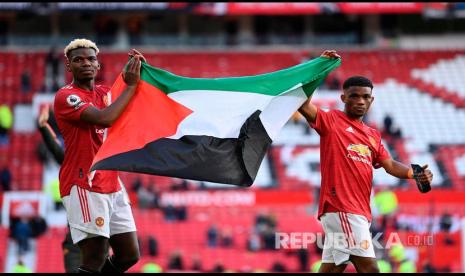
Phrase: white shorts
[
  {"left": 320, "top": 212, "right": 375, "bottom": 265},
  {"left": 62, "top": 185, "right": 137, "bottom": 244}
]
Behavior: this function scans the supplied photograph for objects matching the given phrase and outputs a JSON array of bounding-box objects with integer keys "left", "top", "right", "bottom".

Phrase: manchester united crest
[
  {"left": 95, "top": 217, "right": 105, "bottom": 227},
  {"left": 360, "top": 240, "right": 370, "bottom": 250}
]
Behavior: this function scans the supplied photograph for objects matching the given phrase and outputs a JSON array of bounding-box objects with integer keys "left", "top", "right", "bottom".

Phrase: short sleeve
[
  {"left": 372, "top": 140, "right": 391, "bottom": 169},
  {"left": 310, "top": 107, "right": 334, "bottom": 136},
  {"left": 54, "top": 90, "right": 91, "bottom": 122}
]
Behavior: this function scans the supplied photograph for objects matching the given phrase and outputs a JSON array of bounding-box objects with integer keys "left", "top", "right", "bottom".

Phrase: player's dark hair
[{"left": 343, "top": 76, "right": 373, "bottom": 90}]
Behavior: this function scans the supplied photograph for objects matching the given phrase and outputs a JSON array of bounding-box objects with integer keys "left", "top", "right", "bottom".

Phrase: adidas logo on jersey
[{"left": 346, "top": 126, "right": 355, "bottom": 133}]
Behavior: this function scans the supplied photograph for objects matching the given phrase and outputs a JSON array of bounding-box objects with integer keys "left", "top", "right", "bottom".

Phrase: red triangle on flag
[{"left": 92, "top": 74, "right": 193, "bottom": 167}]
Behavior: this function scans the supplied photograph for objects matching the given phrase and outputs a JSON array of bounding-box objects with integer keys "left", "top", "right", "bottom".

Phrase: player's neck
[
  {"left": 343, "top": 110, "right": 364, "bottom": 122},
  {"left": 72, "top": 79, "right": 95, "bottom": 91}
]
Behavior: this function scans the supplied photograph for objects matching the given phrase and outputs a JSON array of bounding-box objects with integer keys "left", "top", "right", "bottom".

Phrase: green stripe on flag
[{"left": 140, "top": 57, "right": 341, "bottom": 96}]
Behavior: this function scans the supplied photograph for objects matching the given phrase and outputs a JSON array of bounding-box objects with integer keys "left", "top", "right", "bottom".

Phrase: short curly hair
[
  {"left": 64, "top": 38, "right": 99, "bottom": 58},
  {"left": 342, "top": 76, "right": 373, "bottom": 90}
]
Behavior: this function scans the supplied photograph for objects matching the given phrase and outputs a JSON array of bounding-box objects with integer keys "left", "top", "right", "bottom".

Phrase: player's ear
[
  {"left": 97, "top": 63, "right": 101, "bottom": 70},
  {"left": 65, "top": 56, "right": 71, "bottom": 72},
  {"left": 340, "top": 92, "right": 347, "bottom": 103}
]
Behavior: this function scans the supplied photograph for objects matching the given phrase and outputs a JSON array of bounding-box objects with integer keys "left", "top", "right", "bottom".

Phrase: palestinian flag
[{"left": 90, "top": 56, "right": 341, "bottom": 187}]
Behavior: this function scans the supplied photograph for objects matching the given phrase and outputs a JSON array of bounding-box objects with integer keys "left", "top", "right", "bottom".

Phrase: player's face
[
  {"left": 66, "top": 48, "right": 100, "bottom": 82},
  {"left": 341, "top": 86, "right": 374, "bottom": 118}
]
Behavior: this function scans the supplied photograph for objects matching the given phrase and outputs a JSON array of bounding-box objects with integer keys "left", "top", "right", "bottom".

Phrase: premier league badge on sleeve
[
  {"left": 66, "top": 94, "right": 85, "bottom": 109},
  {"left": 103, "top": 93, "right": 111, "bottom": 107}
]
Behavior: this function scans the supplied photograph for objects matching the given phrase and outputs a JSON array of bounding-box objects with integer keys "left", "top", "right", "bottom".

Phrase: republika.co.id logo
[{"left": 275, "top": 232, "right": 433, "bottom": 250}]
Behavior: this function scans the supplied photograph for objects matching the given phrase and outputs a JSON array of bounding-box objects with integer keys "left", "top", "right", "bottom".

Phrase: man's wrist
[
  {"left": 38, "top": 121, "right": 49, "bottom": 129},
  {"left": 407, "top": 168, "right": 414, "bottom": 179},
  {"left": 123, "top": 84, "right": 138, "bottom": 94}
]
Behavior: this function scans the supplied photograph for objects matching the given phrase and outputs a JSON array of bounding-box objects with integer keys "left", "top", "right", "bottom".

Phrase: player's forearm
[
  {"left": 39, "top": 123, "right": 64, "bottom": 164},
  {"left": 383, "top": 159, "right": 412, "bottom": 179},
  {"left": 298, "top": 98, "right": 317, "bottom": 124},
  {"left": 89, "top": 55, "right": 141, "bottom": 127},
  {"left": 97, "top": 84, "right": 137, "bottom": 127}
]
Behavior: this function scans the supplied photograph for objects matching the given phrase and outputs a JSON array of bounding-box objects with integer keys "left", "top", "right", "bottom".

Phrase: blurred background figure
[
  {"left": 389, "top": 244, "right": 417, "bottom": 273},
  {"left": 190, "top": 254, "right": 203, "bottom": 272},
  {"left": 0, "top": 104, "right": 13, "bottom": 145},
  {"left": 11, "top": 217, "right": 32, "bottom": 256},
  {"left": 206, "top": 224, "right": 218, "bottom": 248},
  {"left": 12, "top": 258, "right": 32, "bottom": 273},
  {"left": 0, "top": 162, "right": 12, "bottom": 192},
  {"left": 373, "top": 185, "right": 399, "bottom": 232},
  {"left": 167, "top": 250, "right": 184, "bottom": 271},
  {"left": 141, "top": 261, "right": 162, "bottom": 273}
]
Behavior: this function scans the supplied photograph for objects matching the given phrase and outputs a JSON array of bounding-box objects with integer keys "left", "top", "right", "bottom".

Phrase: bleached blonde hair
[{"left": 64, "top": 38, "right": 99, "bottom": 58}]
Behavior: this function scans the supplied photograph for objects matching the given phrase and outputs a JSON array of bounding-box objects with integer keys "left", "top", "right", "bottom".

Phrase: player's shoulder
[
  {"left": 55, "top": 84, "right": 82, "bottom": 97},
  {"left": 58, "top": 83, "right": 75, "bottom": 91},
  {"left": 329, "top": 109, "right": 346, "bottom": 118},
  {"left": 54, "top": 85, "right": 86, "bottom": 108},
  {"left": 95, "top": 84, "right": 111, "bottom": 93},
  {"left": 318, "top": 107, "right": 332, "bottom": 113},
  {"left": 315, "top": 106, "right": 336, "bottom": 115},
  {"left": 365, "top": 124, "right": 382, "bottom": 138}
]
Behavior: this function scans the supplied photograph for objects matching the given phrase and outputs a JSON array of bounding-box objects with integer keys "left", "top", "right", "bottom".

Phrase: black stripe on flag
[{"left": 91, "top": 110, "right": 272, "bottom": 187}]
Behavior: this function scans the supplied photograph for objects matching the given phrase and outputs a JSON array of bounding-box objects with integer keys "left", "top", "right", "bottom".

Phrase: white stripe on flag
[
  {"left": 167, "top": 87, "right": 307, "bottom": 141},
  {"left": 259, "top": 86, "right": 307, "bottom": 140},
  {"left": 168, "top": 90, "right": 273, "bottom": 139}
]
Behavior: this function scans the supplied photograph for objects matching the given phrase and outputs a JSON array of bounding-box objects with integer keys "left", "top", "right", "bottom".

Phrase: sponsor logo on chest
[
  {"left": 340, "top": 123, "right": 377, "bottom": 166},
  {"left": 346, "top": 144, "right": 372, "bottom": 165},
  {"left": 95, "top": 128, "right": 105, "bottom": 134}
]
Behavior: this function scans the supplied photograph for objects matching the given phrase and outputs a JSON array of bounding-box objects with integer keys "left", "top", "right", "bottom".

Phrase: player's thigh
[
  {"left": 320, "top": 213, "right": 352, "bottom": 265},
  {"left": 109, "top": 231, "right": 139, "bottom": 259},
  {"left": 345, "top": 213, "right": 376, "bottom": 261},
  {"left": 319, "top": 262, "right": 348, "bottom": 273},
  {"left": 63, "top": 186, "right": 112, "bottom": 243},
  {"left": 349, "top": 255, "right": 379, "bottom": 273},
  {"left": 108, "top": 189, "right": 139, "bottom": 259},
  {"left": 78, "top": 235, "right": 110, "bottom": 262},
  {"left": 109, "top": 188, "right": 137, "bottom": 237}
]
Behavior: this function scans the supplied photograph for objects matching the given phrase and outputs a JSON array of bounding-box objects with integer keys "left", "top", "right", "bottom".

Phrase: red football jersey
[
  {"left": 53, "top": 83, "right": 120, "bottom": 197},
  {"left": 311, "top": 108, "right": 390, "bottom": 222}
]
